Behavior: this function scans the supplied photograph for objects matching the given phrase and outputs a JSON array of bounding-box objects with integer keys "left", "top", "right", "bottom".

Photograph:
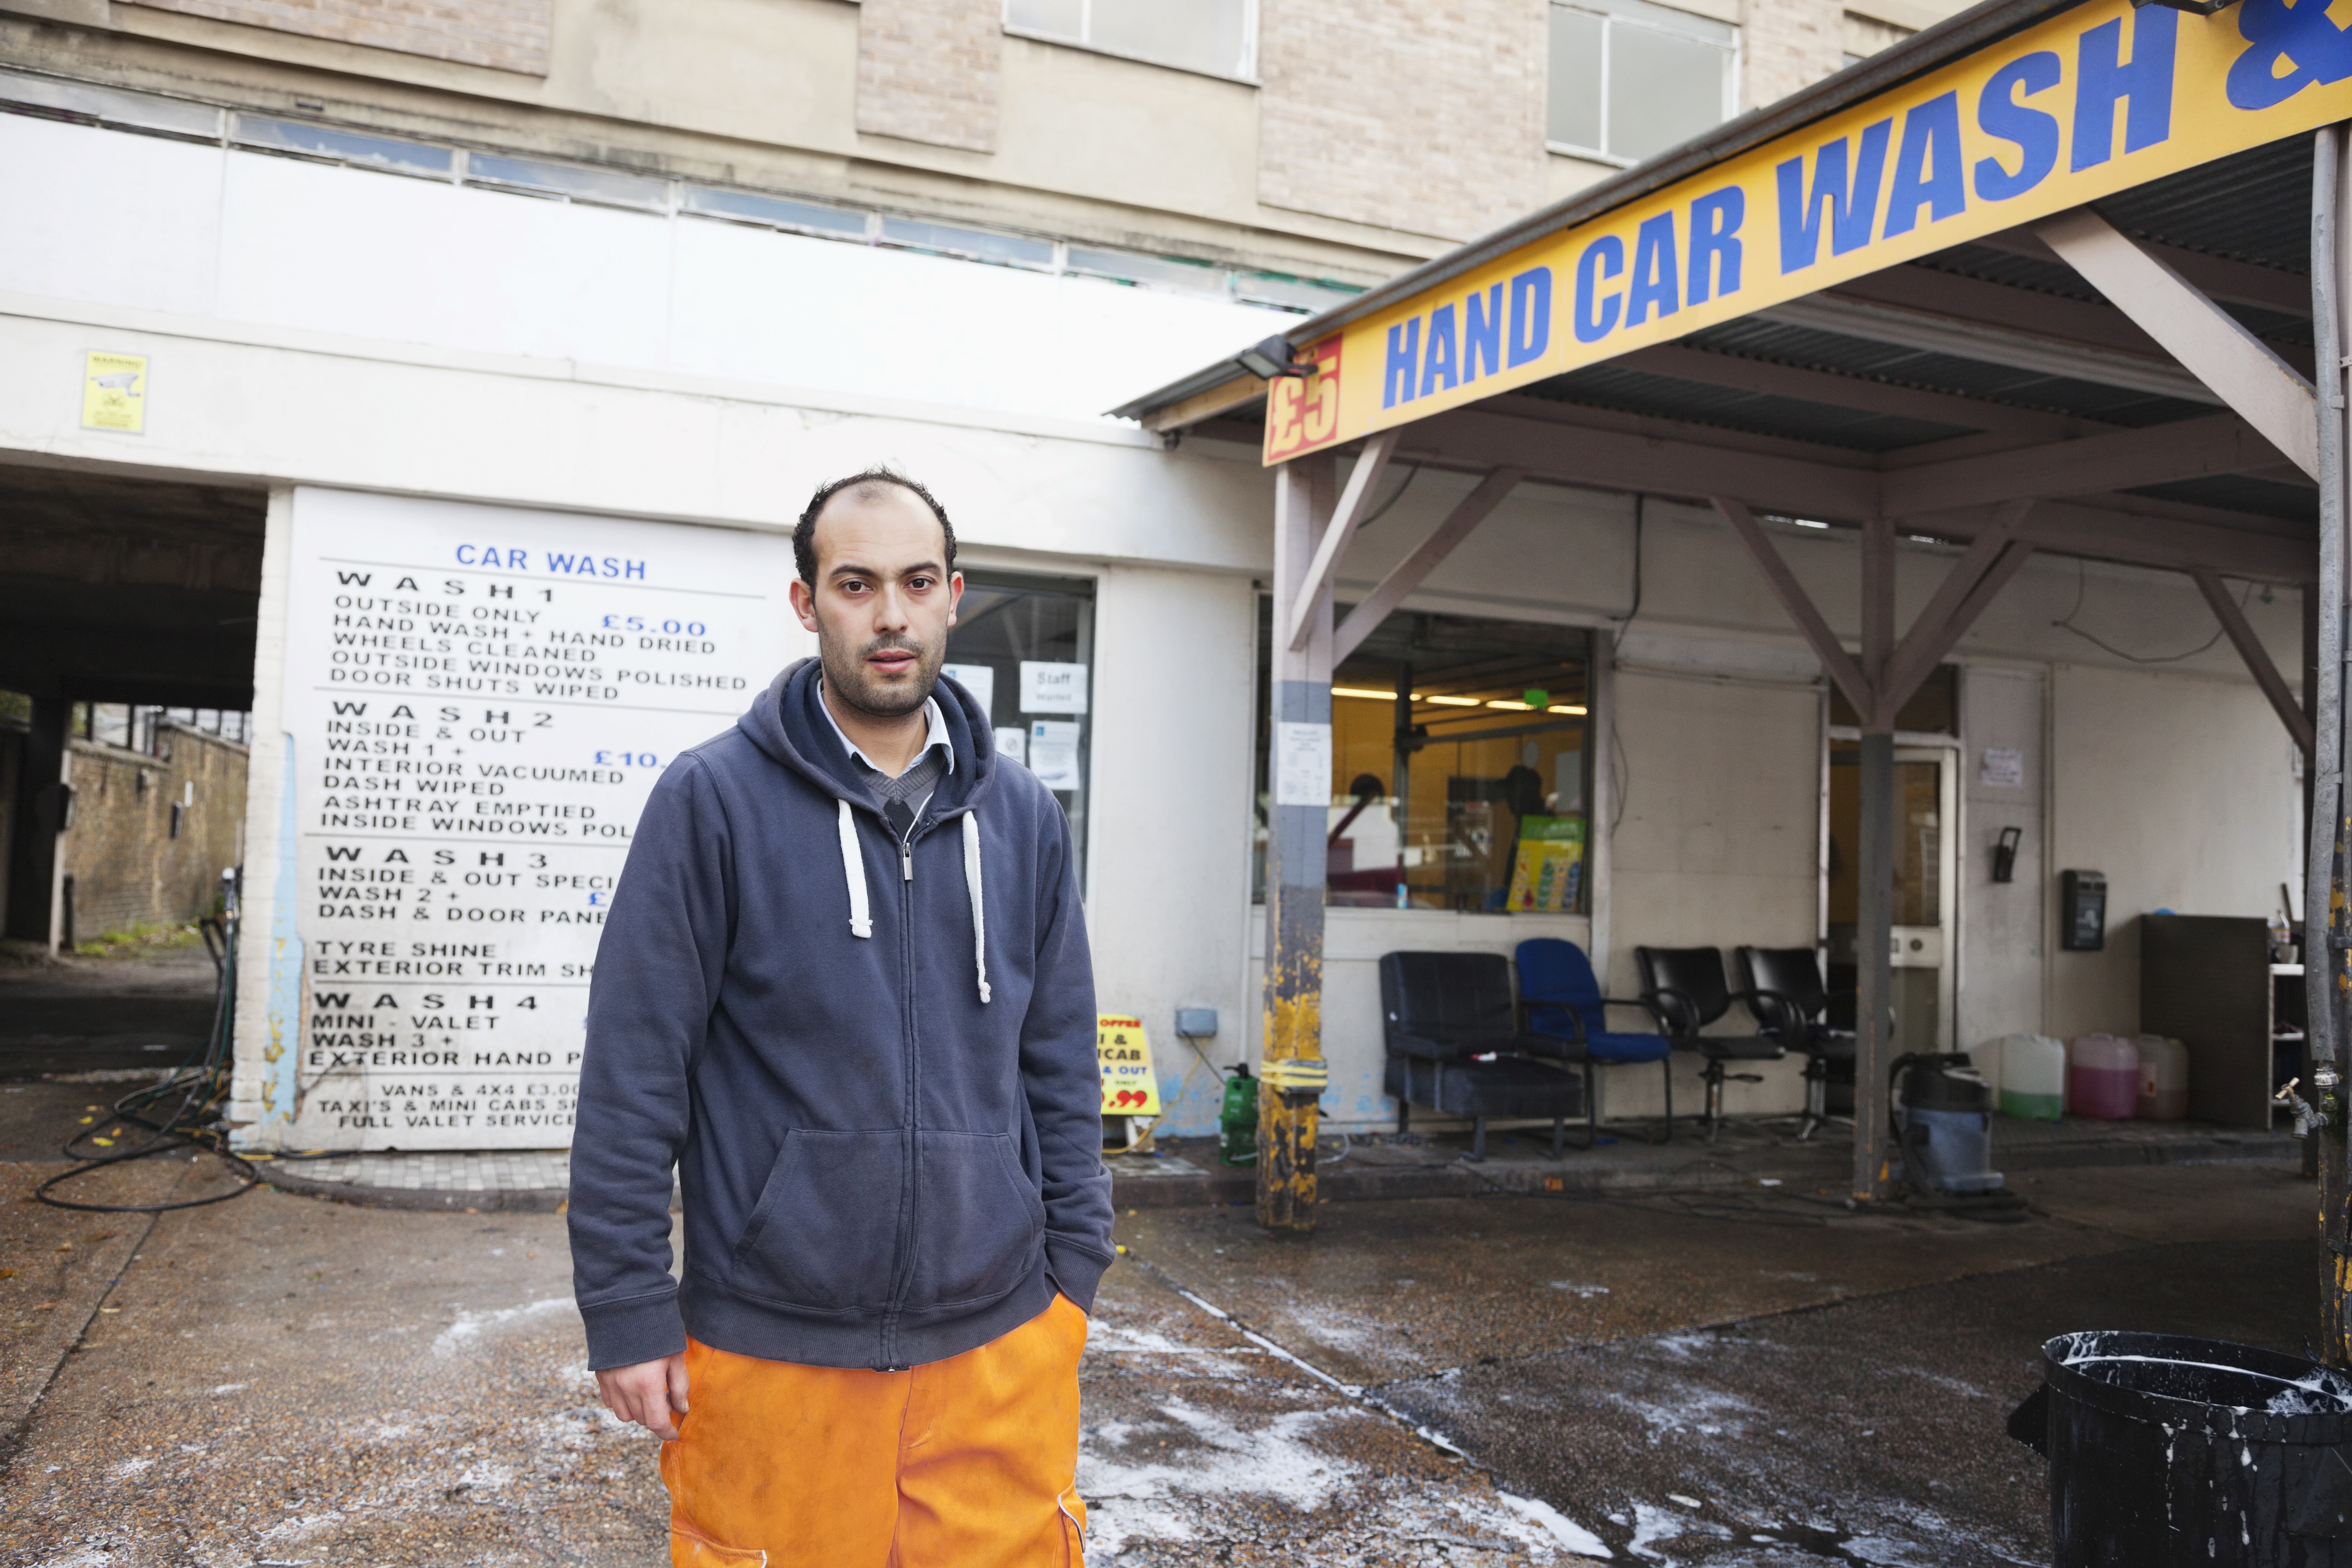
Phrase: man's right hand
[{"left": 597, "top": 1353, "right": 690, "bottom": 1440}]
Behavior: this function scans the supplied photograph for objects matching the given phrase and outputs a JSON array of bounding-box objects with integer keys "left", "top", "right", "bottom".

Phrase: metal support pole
[
  {"left": 2310, "top": 123, "right": 2352, "bottom": 1360},
  {"left": 1854, "top": 516, "right": 1897, "bottom": 1201},
  {"left": 1260, "top": 453, "right": 1336, "bottom": 1232},
  {"left": 1855, "top": 732, "right": 1896, "bottom": 1201}
]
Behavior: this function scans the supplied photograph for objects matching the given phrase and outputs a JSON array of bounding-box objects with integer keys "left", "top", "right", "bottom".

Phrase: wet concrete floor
[{"left": 0, "top": 1062, "right": 2315, "bottom": 1565}]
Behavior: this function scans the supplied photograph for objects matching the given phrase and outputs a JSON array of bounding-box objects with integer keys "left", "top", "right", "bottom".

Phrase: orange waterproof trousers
[{"left": 662, "top": 1293, "right": 1089, "bottom": 1568}]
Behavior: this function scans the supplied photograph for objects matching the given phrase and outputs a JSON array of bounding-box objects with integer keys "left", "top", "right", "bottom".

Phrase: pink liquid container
[{"left": 2067, "top": 1033, "right": 2141, "bottom": 1119}]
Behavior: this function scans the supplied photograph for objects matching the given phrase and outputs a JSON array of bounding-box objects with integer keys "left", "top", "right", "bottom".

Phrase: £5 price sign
[{"left": 1096, "top": 1014, "right": 1162, "bottom": 1117}]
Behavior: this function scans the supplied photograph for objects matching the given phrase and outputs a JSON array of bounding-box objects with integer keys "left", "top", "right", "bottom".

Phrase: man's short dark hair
[{"left": 795, "top": 469, "right": 958, "bottom": 587}]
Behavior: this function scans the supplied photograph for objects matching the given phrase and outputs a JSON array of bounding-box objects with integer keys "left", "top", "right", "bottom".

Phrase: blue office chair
[{"left": 1514, "top": 938, "right": 1676, "bottom": 1145}]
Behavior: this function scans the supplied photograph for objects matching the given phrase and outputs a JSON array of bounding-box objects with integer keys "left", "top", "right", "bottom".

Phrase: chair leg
[
  {"left": 1704, "top": 1060, "right": 1725, "bottom": 1145},
  {"left": 1658, "top": 1058, "right": 1673, "bottom": 1144},
  {"left": 1551, "top": 1116, "right": 1564, "bottom": 1161},
  {"left": 1584, "top": 1062, "right": 1600, "bottom": 1151},
  {"left": 1469, "top": 1117, "right": 1487, "bottom": 1162},
  {"left": 1797, "top": 1055, "right": 1827, "bottom": 1141},
  {"left": 1398, "top": 1098, "right": 1412, "bottom": 1136}
]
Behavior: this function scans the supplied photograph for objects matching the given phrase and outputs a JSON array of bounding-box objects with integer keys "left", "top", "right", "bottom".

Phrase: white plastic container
[
  {"left": 1998, "top": 1034, "right": 2066, "bottom": 1121},
  {"left": 2135, "top": 1033, "right": 2190, "bottom": 1122},
  {"left": 1966, "top": 1037, "right": 2006, "bottom": 1098},
  {"left": 2068, "top": 1033, "right": 2142, "bottom": 1120}
]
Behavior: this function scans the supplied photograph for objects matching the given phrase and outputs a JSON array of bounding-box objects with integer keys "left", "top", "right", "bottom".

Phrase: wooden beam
[
  {"left": 2192, "top": 566, "right": 2316, "bottom": 755},
  {"left": 1712, "top": 496, "right": 1876, "bottom": 716},
  {"left": 1972, "top": 224, "right": 2313, "bottom": 319},
  {"left": 1404, "top": 404, "right": 1879, "bottom": 522},
  {"left": 1285, "top": 430, "right": 1399, "bottom": 653},
  {"left": 1332, "top": 467, "right": 1526, "bottom": 664},
  {"left": 1618, "top": 343, "right": 2089, "bottom": 440},
  {"left": 2037, "top": 209, "right": 2319, "bottom": 477},
  {"left": 1878, "top": 501, "right": 2030, "bottom": 706},
  {"left": 1882, "top": 539, "right": 2038, "bottom": 718},
  {"left": 1862, "top": 516, "right": 1894, "bottom": 726},
  {"left": 1880, "top": 413, "right": 2296, "bottom": 516},
  {"left": 1142, "top": 373, "right": 1264, "bottom": 433}
]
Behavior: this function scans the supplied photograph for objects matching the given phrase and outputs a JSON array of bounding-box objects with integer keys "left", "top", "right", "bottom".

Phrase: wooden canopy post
[{"left": 1260, "top": 452, "right": 1337, "bottom": 1232}]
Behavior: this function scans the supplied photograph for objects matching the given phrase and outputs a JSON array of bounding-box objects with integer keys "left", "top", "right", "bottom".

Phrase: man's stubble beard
[{"left": 815, "top": 614, "right": 944, "bottom": 720}]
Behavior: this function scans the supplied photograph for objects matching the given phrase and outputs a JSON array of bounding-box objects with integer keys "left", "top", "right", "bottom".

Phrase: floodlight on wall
[{"left": 1234, "top": 335, "right": 1315, "bottom": 380}]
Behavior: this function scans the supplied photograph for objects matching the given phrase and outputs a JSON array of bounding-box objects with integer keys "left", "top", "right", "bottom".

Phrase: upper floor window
[
  {"left": 1547, "top": 0, "right": 1736, "bottom": 166},
  {"left": 1006, "top": 0, "right": 1257, "bottom": 81}
]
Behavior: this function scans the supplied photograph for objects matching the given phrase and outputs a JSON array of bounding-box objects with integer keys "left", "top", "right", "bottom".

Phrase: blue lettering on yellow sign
[
  {"left": 1384, "top": 266, "right": 1553, "bottom": 407},
  {"left": 2229, "top": 0, "right": 2352, "bottom": 109},
  {"left": 2074, "top": 6, "right": 2175, "bottom": 168},
  {"left": 1575, "top": 237, "right": 1624, "bottom": 345},
  {"left": 1687, "top": 187, "right": 1743, "bottom": 304},
  {"left": 1974, "top": 53, "right": 2062, "bottom": 201}
]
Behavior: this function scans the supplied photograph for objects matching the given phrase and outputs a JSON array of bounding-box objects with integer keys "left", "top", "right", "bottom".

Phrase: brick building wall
[
  {"left": 1257, "top": 0, "right": 1548, "bottom": 242},
  {"left": 121, "top": 0, "right": 553, "bottom": 75},
  {"left": 858, "top": 0, "right": 1000, "bottom": 152},
  {"left": 62, "top": 724, "right": 247, "bottom": 944},
  {"left": 1743, "top": 0, "right": 1846, "bottom": 110}
]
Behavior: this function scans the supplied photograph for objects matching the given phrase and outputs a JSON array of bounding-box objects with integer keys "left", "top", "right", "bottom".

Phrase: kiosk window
[
  {"left": 945, "top": 570, "right": 1096, "bottom": 883},
  {"left": 1254, "top": 605, "right": 1592, "bottom": 911}
]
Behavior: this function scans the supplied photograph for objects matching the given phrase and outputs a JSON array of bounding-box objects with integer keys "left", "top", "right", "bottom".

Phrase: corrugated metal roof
[
  {"left": 2104, "top": 136, "right": 2314, "bottom": 270},
  {"left": 1520, "top": 363, "right": 1970, "bottom": 452}
]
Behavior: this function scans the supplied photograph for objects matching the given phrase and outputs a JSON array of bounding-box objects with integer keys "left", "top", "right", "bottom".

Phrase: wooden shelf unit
[{"left": 2139, "top": 914, "right": 2299, "bottom": 1130}]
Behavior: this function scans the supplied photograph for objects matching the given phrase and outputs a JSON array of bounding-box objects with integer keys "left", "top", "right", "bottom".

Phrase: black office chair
[
  {"left": 1735, "top": 945, "right": 1857, "bottom": 1141},
  {"left": 1377, "top": 951, "right": 1583, "bottom": 1160},
  {"left": 1634, "top": 947, "right": 1787, "bottom": 1144}
]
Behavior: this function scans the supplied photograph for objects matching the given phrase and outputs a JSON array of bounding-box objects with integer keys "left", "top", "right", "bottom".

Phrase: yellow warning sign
[
  {"left": 1096, "top": 1013, "right": 1161, "bottom": 1117},
  {"left": 81, "top": 351, "right": 147, "bottom": 434}
]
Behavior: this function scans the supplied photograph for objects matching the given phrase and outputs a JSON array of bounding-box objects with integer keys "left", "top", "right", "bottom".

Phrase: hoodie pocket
[
  {"left": 905, "top": 1131, "right": 1047, "bottom": 1310},
  {"left": 728, "top": 1129, "right": 905, "bottom": 1312}
]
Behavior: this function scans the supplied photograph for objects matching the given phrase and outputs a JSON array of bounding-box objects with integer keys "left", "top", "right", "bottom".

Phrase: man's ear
[
  {"left": 946, "top": 570, "right": 964, "bottom": 628},
  {"left": 790, "top": 578, "right": 821, "bottom": 635}
]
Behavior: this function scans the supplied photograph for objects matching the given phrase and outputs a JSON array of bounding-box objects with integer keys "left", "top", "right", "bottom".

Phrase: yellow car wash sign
[
  {"left": 1266, "top": 0, "right": 2352, "bottom": 464},
  {"left": 1097, "top": 1013, "right": 1161, "bottom": 1117}
]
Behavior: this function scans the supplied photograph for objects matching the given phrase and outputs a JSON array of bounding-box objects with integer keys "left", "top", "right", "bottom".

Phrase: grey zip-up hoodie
[{"left": 567, "top": 658, "right": 1113, "bottom": 1372}]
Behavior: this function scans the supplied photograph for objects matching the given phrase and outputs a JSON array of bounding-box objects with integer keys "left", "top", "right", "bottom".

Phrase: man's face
[{"left": 789, "top": 485, "right": 963, "bottom": 719}]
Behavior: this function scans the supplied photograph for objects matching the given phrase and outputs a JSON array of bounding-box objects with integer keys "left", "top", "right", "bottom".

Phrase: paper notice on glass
[
  {"left": 1274, "top": 722, "right": 1332, "bottom": 807},
  {"left": 941, "top": 663, "right": 994, "bottom": 717},
  {"left": 1980, "top": 747, "right": 2024, "bottom": 789},
  {"left": 994, "top": 726, "right": 1028, "bottom": 765},
  {"left": 1029, "top": 721, "right": 1081, "bottom": 789},
  {"left": 1020, "top": 661, "right": 1089, "bottom": 713}
]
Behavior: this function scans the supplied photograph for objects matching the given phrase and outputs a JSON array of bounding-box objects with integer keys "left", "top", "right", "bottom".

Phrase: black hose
[{"left": 38, "top": 914, "right": 262, "bottom": 1214}]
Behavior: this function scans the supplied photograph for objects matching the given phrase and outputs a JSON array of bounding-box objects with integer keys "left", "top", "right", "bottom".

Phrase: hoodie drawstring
[
  {"left": 838, "top": 800, "right": 872, "bottom": 939},
  {"left": 963, "top": 812, "right": 991, "bottom": 1005},
  {"left": 837, "top": 798, "right": 990, "bottom": 1006}
]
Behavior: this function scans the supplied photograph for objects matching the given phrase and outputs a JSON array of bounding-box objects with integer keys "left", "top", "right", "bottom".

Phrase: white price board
[{"left": 275, "top": 489, "right": 800, "bottom": 1149}]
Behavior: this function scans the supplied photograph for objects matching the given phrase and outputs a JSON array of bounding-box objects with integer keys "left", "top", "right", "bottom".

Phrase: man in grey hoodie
[{"left": 568, "top": 470, "right": 1114, "bottom": 1566}]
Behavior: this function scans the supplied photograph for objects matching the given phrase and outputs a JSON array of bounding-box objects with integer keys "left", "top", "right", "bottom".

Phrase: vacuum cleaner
[{"left": 1890, "top": 1053, "right": 2028, "bottom": 1219}]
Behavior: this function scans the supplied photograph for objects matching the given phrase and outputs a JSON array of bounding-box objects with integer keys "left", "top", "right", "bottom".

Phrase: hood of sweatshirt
[{"left": 738, "top": 656, "right": 999, "bottom": 819}]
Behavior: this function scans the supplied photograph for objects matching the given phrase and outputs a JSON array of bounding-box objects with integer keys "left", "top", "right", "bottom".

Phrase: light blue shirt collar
[{"left": 817, "top": 679, "right": 955, "bottom": 779}]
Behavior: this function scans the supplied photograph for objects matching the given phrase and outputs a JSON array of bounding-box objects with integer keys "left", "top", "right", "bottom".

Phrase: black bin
[{"left": 2010, "top": 1331, "right": 2352, "bottom": 1565}]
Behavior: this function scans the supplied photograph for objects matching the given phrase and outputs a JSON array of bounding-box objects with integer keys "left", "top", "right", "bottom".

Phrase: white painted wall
[
  {"left": 1957, "top": 667, "right": 2046, "bottom": 1055},
  {"left": 2047, "top": 662, "right": 2305, "bottom": 1039}
]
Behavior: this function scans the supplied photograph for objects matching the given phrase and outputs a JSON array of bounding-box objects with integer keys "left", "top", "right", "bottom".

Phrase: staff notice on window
[{"left": 1097, "top": 1014, "right": 1161, "bottom": 1116}]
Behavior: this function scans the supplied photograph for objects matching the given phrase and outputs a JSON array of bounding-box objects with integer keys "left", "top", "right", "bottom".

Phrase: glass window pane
[
  {"left": 1088, "top": 0, "right": 1250, "bottom": 77},
  {"left": 1006, "top": 0, "right": 1083, "bottom": 38},
  {"left": 1252, "top": 603, "right": 1590, "bottom": 912},
  {"left": 947, "top": 570, "right": 1095, "bottom": 882},
  {"left": 1547, "top": 7, "right": 1606, "bottom": 151},
  {"left": 1605, "top": 25, "right": 1726, "bottom": 161}
]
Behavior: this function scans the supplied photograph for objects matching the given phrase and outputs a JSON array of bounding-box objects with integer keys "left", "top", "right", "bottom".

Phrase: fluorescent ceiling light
[
  {"left": 1549, "top": 705, "right": 1588, "bottom": 715},
  {"left": 1421, "top": 695, "right": 1481, "bottom": 707},
  {"left": 1330, "top": 687, "right": 1396, "bottom": 701},
  {"left": 1790, "top": 518, "right": 1830, "bottom": 530},
  {"left": 1486, "top": 700, "right": 1534, "bottom": 711}
]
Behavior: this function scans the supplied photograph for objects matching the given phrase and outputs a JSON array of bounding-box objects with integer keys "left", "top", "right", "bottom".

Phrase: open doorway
[
  {"left": 0, "top": 462, "right": 262, "bottom": 1078},
  {"left": 1826, "top": 668, "right": 1961, "bottom": 1056}
]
